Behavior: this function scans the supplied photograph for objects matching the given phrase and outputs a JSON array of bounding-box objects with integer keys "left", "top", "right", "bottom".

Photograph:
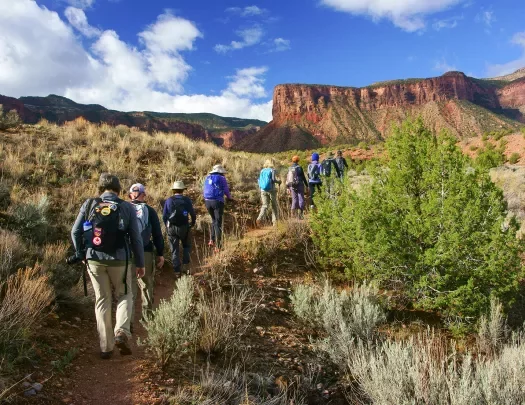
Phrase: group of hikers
[
  {"left": 257, "top": 150, "right": 349, "bottom": 224},
  {"left": 69, "top": 151, "right": 348, "bottom": 359},
  {"left": 70, "top": 164, "right": 230, "bottom": 359}
]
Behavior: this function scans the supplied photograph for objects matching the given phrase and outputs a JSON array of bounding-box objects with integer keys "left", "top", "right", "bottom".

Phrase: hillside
[
  {"left": 234, "top": 69, "right": 525, "bottom": 153},
  {"left": 0, "top": 94, "right": 266, "bottom": 148}
]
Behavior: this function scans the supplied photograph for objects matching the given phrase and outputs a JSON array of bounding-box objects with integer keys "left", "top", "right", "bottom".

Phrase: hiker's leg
[
  {"left": 181, "top": 226, "right": 191, "bottom": 266},
  {"left": 270, "top": 190, "right": 279, "bottom": 224},
  {"left": 169, "top": 235, "right": 181, "bottom": 273},
  {"left": 291, "top": 188, "right": 299, "bottom": 211},
  {"left": 87, "top": 261, "right": 114, "bottom": 352},
  {"left": 309, "top": 183, "right": 316, "bottom": 207},
  {"left": 108, "top": 262, "right": 132, "bottom": 338},
  {"left": 205, "top": 200, "right": 216, "bottom": 243},
  {"left": 130, "top": 262, "right": 138, "bottom": 330},
  {"left": 215, "top": 202, "right": 225, "bottom": 248},
  {"left": 257, "top": 191, "right": 269, "bottom": 222},
  {"left": 138, "top": 251, "right": 155, "bottom": 321}
]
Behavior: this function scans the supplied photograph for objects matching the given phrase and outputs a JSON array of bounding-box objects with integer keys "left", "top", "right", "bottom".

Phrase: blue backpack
[
  {"left": 258, "top": 168, "right": 273, "bottom": 191},
  {"left": 203, "top": 174, "right": 224, "bottom": 200}
]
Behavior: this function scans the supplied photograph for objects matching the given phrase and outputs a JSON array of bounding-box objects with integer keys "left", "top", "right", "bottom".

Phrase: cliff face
[
  {"left": 0, "top": 94, "right": 265, "bottom": 146},
  {"left": 236, "top": 70, "right": 525, "bottom": 153}
]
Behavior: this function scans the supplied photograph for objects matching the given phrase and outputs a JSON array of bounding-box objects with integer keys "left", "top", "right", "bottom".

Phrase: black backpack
[
  {"left": 335, "top": 157, "right": 346, "bottom": 172},
  {"left": 321, "top": 159, "right": 332, "bottom": 177},
  {"left": 85, "top": 198, "right": 126, "bottom": 254},
  {"left": 167, "top": 197, "right": 189, "bottom": 228}
]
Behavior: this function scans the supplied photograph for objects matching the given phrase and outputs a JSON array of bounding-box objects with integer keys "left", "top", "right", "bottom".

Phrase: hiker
[
  {"left": 321, "top": 151, "right": 341, "bottom": 196},
  {"left": 256, "top": 159, "right": 281, "bottom": 226},
  {"left": 163, "top": 181, "right": 196, "bottom": 278},
  {"left": 335, "top": 150, "right": 349, "bottom": 179},
  {"left": 286, "top": 155, "right": 308, "bottom": 219},
  {"left": 128, "top": 183, "right": 164, "bottom": 329},
  {"left": 203, "top": 164, "right": 232, "bottom": 251},
  {"left": 308, "top": 153, "right": 323, "bottom": 209},
  {"left": 71, "top": 173, "right": 145, "bottom": 359}
]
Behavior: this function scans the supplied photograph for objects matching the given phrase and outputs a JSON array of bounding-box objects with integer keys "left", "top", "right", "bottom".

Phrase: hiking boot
[
  {"left": 100, "top": 350, "right": 113, "bottom": 360},
  {"left": 115, "top": 332, "right": 132, "bottom": 356},
  {"left": 255, "top": 219, "right": 262, "bottom": 227},
  {"left": 174, "top": 271, "right": 182, "bottom": 279},
  {"left": 208, "top": 240, "right": 215, "bottom": 247}
]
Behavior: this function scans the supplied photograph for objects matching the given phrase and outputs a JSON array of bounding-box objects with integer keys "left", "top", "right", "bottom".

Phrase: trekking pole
[{"left": 83, "top": 264, "right": 88, "bottom": 296}]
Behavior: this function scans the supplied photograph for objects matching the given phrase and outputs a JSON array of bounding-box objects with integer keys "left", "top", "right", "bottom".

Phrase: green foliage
[
  {"left": 0, "top": 106, "right": 21, "bottom": 131},
  {"left": 9, "top": 196, "right": 49, "bottom": 243},
  {"left": 509, "top": 152, "right": 520, "bottom": 164},
  {"left": 140, "top": 276, "right": 198, "bottom": 370},
  {"left": 521, "top": 127, "right": 525, "bottom": 137},
  {"left": 475, "top": 143, "right": 505, "bottom": 170},
  {"left": 311, "top": 118, "right": 524, "bottom": 321}
]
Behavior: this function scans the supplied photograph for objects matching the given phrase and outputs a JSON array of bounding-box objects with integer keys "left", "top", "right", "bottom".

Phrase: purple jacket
[{"left": 203, "top": 174, "right": 231, "bottom": 203}]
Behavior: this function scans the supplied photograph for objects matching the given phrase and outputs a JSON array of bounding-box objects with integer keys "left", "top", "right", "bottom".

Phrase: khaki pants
[
  {"left": 257, "top": 190, "right": 279, "bottom": 225},
  {"left": 87, "top": 260, "right": 132, "bottom": 353},
  {"left": 131, "top": 251, "right": 155, "bottom": 325}
]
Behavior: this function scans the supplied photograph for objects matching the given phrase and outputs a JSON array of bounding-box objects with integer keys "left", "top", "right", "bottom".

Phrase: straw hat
[
  {"left": 171, "top": 180, "right": 187, "bottom": 190},
  {"left": 209, "top": 164, "right": 227, "bottom": 174}
]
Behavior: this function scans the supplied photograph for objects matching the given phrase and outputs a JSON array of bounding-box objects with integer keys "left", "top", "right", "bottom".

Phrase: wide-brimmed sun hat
[
  {"left": 209, "top": 164, "right": 227, "bottom": 174},
  {"left": 171, "top": 181, "right": 187, "bottom": 190}
]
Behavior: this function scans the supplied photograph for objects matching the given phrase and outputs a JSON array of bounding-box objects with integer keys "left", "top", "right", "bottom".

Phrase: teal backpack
[{"left": 258, "top": 168, "right": 273, "bottom": 191}]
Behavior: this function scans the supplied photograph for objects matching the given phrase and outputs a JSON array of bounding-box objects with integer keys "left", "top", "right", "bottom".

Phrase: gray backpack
[{"left": 133, "top": 203, "right": 152, "bottom": 247}]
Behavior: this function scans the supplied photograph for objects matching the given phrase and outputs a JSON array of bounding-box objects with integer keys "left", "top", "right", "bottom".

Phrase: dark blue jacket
[{"left": 163, "top": 195, "right": 196, "bottom": 226}]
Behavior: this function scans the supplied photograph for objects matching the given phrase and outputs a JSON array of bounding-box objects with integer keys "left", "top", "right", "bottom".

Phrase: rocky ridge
[
  {"left": 0, "top": 94, "right": 265, "bottom": 148},
  {"left": 234, "top": 69, "right": 525, "bottom": 153}
]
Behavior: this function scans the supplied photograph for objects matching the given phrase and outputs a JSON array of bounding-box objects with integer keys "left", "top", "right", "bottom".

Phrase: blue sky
[{"left": 1, "top": 0, "right": 524, "bottom": 121}]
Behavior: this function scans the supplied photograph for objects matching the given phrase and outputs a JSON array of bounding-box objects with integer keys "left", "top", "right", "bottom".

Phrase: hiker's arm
[
  {"left": 162, "top": 198, "right": 171, "bottom": 225},
  {"left": 272, "top": 169, "right": 281, "bottom": 185},
  {"left": 148, "top": 206, "right": 164, "bottom": 257},
  {"left": 127, "top": 205, "right": 145, "bottom": 268},
  {"left": 299, "top": 167, "right": 308, "bottom": 186},
  {"left": 71, "top": 200, "right": 88, "bottom": 257},
  {"left": 222, "top": 177, "right": 232, "bottom": 200},
  {"left": 333, "top": 160, "right": 341, "bottom": 177},
  {"left": 188, "top": 199, "right": 197, "bottom": 226}
]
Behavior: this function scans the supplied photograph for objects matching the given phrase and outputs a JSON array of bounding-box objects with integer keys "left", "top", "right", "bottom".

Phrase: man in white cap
[
  {"left": 203, "top": 165, "right": 232, "bottom": 251},
  {"left": 163, "top": 181, "right": 196, "bottom": 277},
  {"left": 128, "top": 183, "right": 165, "bottom": 330}
]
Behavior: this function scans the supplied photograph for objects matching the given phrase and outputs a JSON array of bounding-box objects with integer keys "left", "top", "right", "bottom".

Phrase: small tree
[
  {"left": 0, "top": 105, "right": 21, "bottom": 130},
  {"left": 311, "top": 118, "right": 524, "bottom": 321}
]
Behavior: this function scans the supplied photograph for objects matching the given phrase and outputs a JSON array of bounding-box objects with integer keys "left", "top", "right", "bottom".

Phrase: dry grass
[
  {"left": 197, "top": 281, "right": 260, "bottom": 355},
  {"left": 0, "top": 229, "right": 27, "bottom": 279},
  {"left": 0, "top": 266, "right": 54, "bottom": 346}
]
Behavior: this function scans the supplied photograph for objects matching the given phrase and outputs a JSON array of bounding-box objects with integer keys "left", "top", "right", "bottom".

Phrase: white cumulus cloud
[
  {"left": 214, "top": 25, "right": 264, "bottom": 53},
  {"left": 271, "top": 38, "right": 291, "bottom": 52},
  {"left": 434, "top": 58, "right": 457, "bottom": 74},
  {"left": 487, "top": 32, "right": 525, "bottom": 77},
  {"left": 226, "top": 5, "right": 267, "bottom": 17},
  {"left": 64, "top": 0, "right": 95, "bottom": 9},
  {"left": 0, "top": 0, "right": 272, "bottom": 121},
  {"left": 65, "top": 7, "right": 101, "bottom": 37},
  {"left": 321, "top": 0, "right": 464, "bottom": 32}
]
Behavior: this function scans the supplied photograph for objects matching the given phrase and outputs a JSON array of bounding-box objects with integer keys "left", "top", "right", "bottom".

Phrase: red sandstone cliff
[{"left": 235, "top": 70, "right": 525, "bottom": 153}]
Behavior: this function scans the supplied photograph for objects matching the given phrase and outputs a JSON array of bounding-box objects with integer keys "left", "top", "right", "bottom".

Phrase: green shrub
[
  {"left": 469, "top": 145, "right": 478, "bottom": 152},
  {"left": 311, "top": 118, "right": 524, "bottom": 321},
  {"left": 357, "top": 141, "right": 369, "bottom": 150},
  {"left": 0, "top": 106, "right": 21, "bottom": 131},
  {"left": 476, "top": 144, "right": 505, "bottom": 169},
  {"left": 509, "top": 153, "right": 520, "bottom": 164},
  {"left": 291, "top": 281, "right": 386, "bottom": 364},
  {"left": 9, "top": 195, "right": 49, "bottom": 243},
  {"left": 140, "top": 276, "right": 198, "bottom": 370}
]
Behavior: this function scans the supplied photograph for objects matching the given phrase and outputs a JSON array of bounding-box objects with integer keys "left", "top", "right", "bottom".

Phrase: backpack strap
[{"left": 85, "top": 198, "right": 101, "bottom": 222}]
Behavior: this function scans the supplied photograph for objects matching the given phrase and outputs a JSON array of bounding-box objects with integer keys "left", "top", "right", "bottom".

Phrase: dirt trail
[
  {"left": 56, "top": 226, "right": 273, "bottom": 405},
  {"left": 59, "top": 269, "right": 177, "bottom": 405}
]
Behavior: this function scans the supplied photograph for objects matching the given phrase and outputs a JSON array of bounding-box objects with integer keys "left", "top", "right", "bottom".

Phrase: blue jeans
[{"left": 168, "top": 225, "right": 191, "bottom": 273}]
